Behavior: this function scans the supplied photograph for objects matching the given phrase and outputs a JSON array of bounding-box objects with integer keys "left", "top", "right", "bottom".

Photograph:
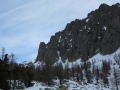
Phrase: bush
[
  {"left": 56, "top": 85, "right": 67, "bottom": 90},
  {"left": 45, "top": 88, "right": 51, "bottom": 90},
  {"left": 83, "top": 82, "right": 88, "bottom": 85},
  {"left": 77, "top": 81, "right": 82, "bottom": 85}
]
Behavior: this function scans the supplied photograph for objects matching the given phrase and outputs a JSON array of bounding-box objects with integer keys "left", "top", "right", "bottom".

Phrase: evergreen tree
[
  {"left": 80, "top": 64, "right": 83, "bottom": 82},
  {"left": 54, "top": 62, "right": 63, "bottom": 85},
  {"left": 71, "top": 63, "right": 75, "bottom": 80},
  {"left": 0, "top": 53, "right": 10, "bottom": 89},
  {"left": 64, "top": 62, "right": 70, "bottom": 79},
  {"left": 102, "top": 60, "right": 110, "bottom": 87},
  {"left": 96, "top": 68, "right": 99, "bottom": 83},
  {"left": 75, "top": 65, "right": 80, "bottom": 82},
  {"left": 86, "top": 68, "right": 92, "bottom": 83},
  {"left": 114, "top": 68, "right": 119, "bottom": 90},
  {"left": 9, "top": 53, "right": 17, "bottom": 88}
]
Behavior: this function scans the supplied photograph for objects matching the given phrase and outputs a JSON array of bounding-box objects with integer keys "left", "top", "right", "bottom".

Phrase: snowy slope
[
  {"left": 53, "top": 48, "right": 120, "bottom": 68},
  {"left": 32, "top": 48, "right": 120, "bottom": 90},
  {"left": 24, "top": 80, "right": 113, "bottom": 90},
  {"left": 34, "top": 48, "right": 120, "bottom": 68}
]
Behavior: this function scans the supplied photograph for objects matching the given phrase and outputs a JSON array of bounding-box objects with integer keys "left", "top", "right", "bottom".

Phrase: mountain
[{"left": 36, "top": 3, "right": 120, "bottom": 63}]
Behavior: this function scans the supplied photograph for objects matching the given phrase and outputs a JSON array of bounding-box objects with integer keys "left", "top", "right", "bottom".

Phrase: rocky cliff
[{"left": 36, "top": 3, "right": 120, "bottom": 63}]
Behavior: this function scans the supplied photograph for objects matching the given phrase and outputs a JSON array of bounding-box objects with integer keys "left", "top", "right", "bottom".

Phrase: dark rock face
[{"left": 36, "top": 3, "right": 120, "bottom": 63}]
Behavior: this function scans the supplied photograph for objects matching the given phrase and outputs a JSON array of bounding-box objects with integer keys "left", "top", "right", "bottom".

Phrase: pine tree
[
  {"left": 80, "top": 64, "right": 83, "bottom": 82},
  {"left": 102, "top": 60, "right": 110, "bottom": 87},
  {"left": 71, "top": 63, "right": 75, "bottom": 80},
  {"left": 114, "top": 68, "right": 119, "bottom": 90},
  {"left": 64, "top": 62, "right": 70, "bottom": 79},
  {"left": 44, "top": 57, "right": 54, "bottom": 85},
  {"left": 0, "top": 53, "right": 10, "bottom": 89},
  {"left": 75, "top": 65, "right": 80, "bottom": 82},
  {"left": 9, "top": 53, "right": 17, "bottom": 88},
  {"left": 54, "top": 62, "right": 63, "bottom": 85},
  {"left": 96, "top": 68, "right": 99, "bottom": 83}
]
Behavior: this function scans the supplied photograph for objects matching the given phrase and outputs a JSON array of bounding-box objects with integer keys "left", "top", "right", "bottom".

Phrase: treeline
[
  {"left": 8, "top": 59, "right": 34, "bottom": 88},
  {"left": 0, "top": 50, "right": 10, "bottom": 89},
  {"left": 1, "top": 47, "right": 120, "bottom": 90},
  {"left": 0, "top": 48, "right": 34, "bottom": 89},
  {"left": 34, "top": 54, "right": 120, "bottom": 90},
  {"left": 34, "top": 59, "right": 111, "bottom": 86}
]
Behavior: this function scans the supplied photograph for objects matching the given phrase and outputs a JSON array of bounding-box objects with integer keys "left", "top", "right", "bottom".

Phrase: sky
[{"left": 0, "top": 0, "right": 119, "bottom": 63}]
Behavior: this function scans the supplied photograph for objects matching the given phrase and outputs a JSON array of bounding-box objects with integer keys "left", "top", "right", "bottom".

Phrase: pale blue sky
[{"left": 0, "top": 0, "right": 119, "bottom": 63}]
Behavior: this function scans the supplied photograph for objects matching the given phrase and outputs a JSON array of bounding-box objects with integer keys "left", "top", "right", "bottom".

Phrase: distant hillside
[{"left": 36, "top": 3, "right": 120, "bottom": 63}]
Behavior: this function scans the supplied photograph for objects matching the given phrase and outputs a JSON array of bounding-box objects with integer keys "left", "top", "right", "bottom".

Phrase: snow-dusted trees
[
  {"left": 102, "top": 60, "right": 110, "bottom": 87},
  {"left": 35, "top": 62, "right": 64, "bottom": 85},
  {"left": 64, "top": 62, "right": 70, "bottom": 79},
  {"left": 33, "top": 53, "right": 120, "bottom": 89},
  {"left": 91, "top": 59, "right": 96, "bottom": 77},
  {"left": 24, "top": 61, "right": 34, "bottom": 87},
  {"left": 113, "top": 68, "right": 119, "bottom": 90},
  {"left": 96, "top": 68, "right": 99, "bottom": 83},
  {"left": 114, "top": 53, "right": 120, "bottom": 66},
  {"left": 71, "top": 63, "right": 75, "bottom": 80},
  {"left": 75, "top": 65, "right": 80, "bottom": 82},
  {"left": 43, "top": 61, "right": 53, "bottom": 85},
  {"left": 34, "top": 65, "right": 42, "bottom": 81},
  {"left": 10, "top": 61, "right": 34, "bottom": 88},
  {"left": 84, "top": 61, "right": 92, "bottom": 83},
  {"left": 54, "top": 62, "right": 63, "bottom": 85},
  {"left": 80, "top": 64, "right": 84, "bottom": 82},
  {"left": 70, "top": 63, "right": 84, "bottom": 82}
]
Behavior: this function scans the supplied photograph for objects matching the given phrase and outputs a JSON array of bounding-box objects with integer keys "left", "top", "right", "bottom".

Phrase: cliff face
[{"left": 36, "top": 3, "right": 120, "bottom": 63}]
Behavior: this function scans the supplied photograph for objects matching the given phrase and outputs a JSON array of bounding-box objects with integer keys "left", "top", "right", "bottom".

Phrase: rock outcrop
[{"left": 36, "top": 3, "right": 120, "bottom": 63}]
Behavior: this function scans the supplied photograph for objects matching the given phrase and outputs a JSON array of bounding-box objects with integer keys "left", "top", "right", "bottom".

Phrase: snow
[
  {"left": 98, "top": 36, "right": 101, "bottom": 39},
  {"left": 87, "top": 30, "right": 90, "bottom": 32},
  {"left": 54, "top": 48, "right": 120, "bottom": 69},
  {"left": 84, "top": 26, "right": 86, "bottom": 29},
  {"left": 59, "top": 35, "right": 61, "bottom": 42},
  {"left": 33, "top": 47, "right": 120, "bottom": 90},
  {"left": 95, "top": 49, "right": 99, "bottom": 53},
  {"left": 70, "top": 39, "right": 72, "bottom": 42},
  {"left": 86, "top": 19, "right": 89, "bottom": 22},
  {"left": 24, "top": 80, "right": 112, "bottom": 90},
  {"left": 88, "top": 27, "right": 90, "bottom": 29},
  {"left": 54, "top": 51, "right": 64, "bottom": 67},
  {"left": 25, "top": 81, "right": 56, "bottom": 90},
  {"left": 103, "top": 26, "right": 107, "bottom": 30},
  {"left": 79, "top": 29, "right": 82, "bottom": 31},
  {"left": 57, "top": 48, "right": 120, "bottom": 68},
  {"left": 68, "top": 33, "right": 71, "bottom": 35},
  {"left": 34, "top": 61, "right": 43, "bottom": 68},
  {"left": 89, "top": 48, "right": 120, "bottom": 62}
]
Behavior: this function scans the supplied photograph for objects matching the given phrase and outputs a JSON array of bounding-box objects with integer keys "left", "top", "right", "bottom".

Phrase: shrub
[
  {"left": 56, "top": 85, "right": 67, "bottom": 90},
  {"left": 45, "top": 88, "right": 51, "bottom": 90}
]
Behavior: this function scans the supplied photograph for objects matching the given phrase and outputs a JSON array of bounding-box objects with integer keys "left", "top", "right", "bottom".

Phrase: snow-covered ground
[
  {"left": 32, "top": 48, "right": 120, "bottom": 90},
  {"left": 24, "top": 80, "right": 113, "bottom": 90},
  {"left": 25, "top": 81, "right": 56, "bottom": 90},
  {"left": 51, "top": 48, "right": 120, "bottom": 69}
]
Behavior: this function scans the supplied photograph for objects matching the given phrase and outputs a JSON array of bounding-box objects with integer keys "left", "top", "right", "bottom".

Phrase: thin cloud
[{"left": 0, "top": 0, "right": 118, "bottom": 63}]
